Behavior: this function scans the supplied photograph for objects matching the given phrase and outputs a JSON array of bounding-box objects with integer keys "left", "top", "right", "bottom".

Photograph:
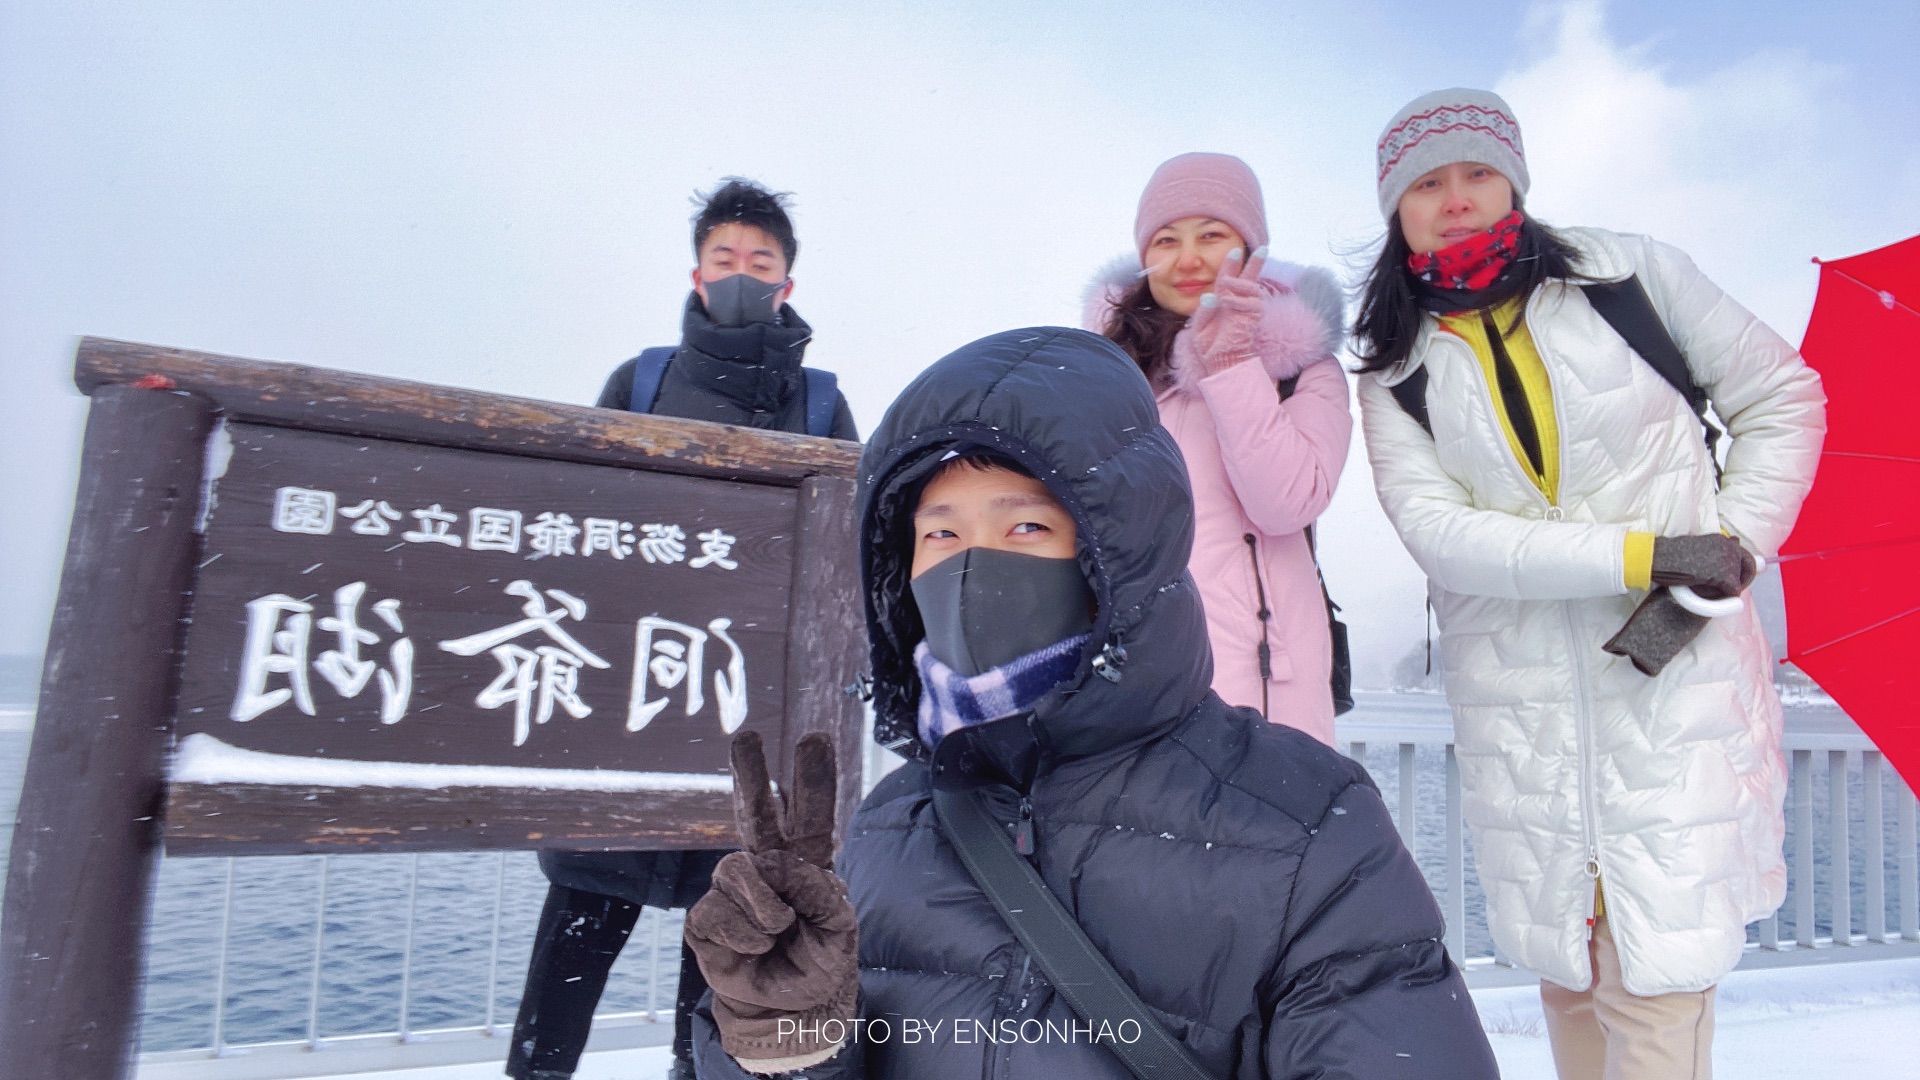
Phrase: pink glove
[{"left": 1186, "top": 246, "right": 1270, "bottom": 377}]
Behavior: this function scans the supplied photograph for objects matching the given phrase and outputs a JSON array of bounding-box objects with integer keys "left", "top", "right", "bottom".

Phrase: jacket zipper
[
  {"left": 1525, "top": 287, "right": 1605, "bottom": 969},
  {"left": 1562, "top": 601, "right": 1604, "bottom": 940},
  {"left": 1243, "top": 534, "right": 1274, "bottom": 719},
  {"left": 1014, "top": 796, "right": 1034, "bottom": 856},
  {"left": 986, "top": 951, "right": 1032, "bottom": 1079},
  {"left": 1455, "top": 296, "right": 1603, "bottom": 972}
]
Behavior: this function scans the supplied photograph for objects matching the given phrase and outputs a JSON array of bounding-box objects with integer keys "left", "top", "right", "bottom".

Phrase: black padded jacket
[{"left": 595, "top": 293, "right": 858, "bottom": 441}]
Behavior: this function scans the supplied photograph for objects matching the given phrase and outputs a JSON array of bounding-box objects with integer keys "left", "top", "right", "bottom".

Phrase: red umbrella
[{"left": 1780, "top": 234, "right": 1920, "bottom": 791}]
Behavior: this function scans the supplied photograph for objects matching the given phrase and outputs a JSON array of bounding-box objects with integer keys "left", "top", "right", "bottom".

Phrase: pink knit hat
[{"left": 1132, "top": 152, "right": 1269, "bottom": 259}]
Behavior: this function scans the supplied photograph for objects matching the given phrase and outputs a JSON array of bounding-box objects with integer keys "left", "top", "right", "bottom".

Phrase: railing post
[
  {"left": 306, "top": 855, "right": 330, "bottom": 1049},
  {"left": 1444, "top": 744, "right": 1465, "bottom": 962},
  {"left": 484, "top": 851, "right": 507, "bottom": 1035},
  {"left": 1794, "top": 749, "right": 1815, "bottom": 947},
  {"left": 398, "top": 853, "right": 420, "bottom": 1040},
  {"left": 647, "top": 908, "right": 664, "bottom": 1021},
  {"left": 1900, "top": 776, "right": 1918, "bottom": 942},
  {"left": 1348, "top": 742, "right": 1367, "bottom": 773},
  {"left": 211, "top": 857, "right": 236, "bottom": 1056},
  {"left": 1398, "top": 743, "right": 1418, "bottom": 855},
  {"left": 1830, "top": 750, "right": 1852, "bottom": 945},
  {"left": 1863, "top": 752, "right": 1885, "bottom": 942}
]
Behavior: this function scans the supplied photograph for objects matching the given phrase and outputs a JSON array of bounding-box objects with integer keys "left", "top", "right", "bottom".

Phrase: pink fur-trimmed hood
[{"left": 1080, "top": 254, "right": 1346, "bottom": 393}]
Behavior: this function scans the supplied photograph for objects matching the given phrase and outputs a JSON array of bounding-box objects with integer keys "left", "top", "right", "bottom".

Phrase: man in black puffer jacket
[
  {"left": 687, "top": 326, "right": 1497, "bottom": 1079},
  {"left": 592, "top": 178, "right": 857, "bottom": 439},
  {"left": 507, "top": 178, "right": 858, "bottom": 1080}
]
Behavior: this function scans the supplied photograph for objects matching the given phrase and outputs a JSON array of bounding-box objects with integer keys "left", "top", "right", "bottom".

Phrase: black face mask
[
  {"left": 910, "top": 547, "right": 1095, "bottom": 677},
  {"left": 701, "top": 273, "right": 786, "bottom": 327}
]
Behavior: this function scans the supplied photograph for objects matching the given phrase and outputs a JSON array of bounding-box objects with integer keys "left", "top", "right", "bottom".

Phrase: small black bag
[
  {"left": 1306, "top": 524, "right": 1355, "bottom": 716},
  {"left": 1325, "top": 578, "right": 1355, "bottom": 715}
]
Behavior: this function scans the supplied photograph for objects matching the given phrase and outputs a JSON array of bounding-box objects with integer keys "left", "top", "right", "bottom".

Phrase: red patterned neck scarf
[{"left": 1407, "top": 210, "right": 1526, "bottom": 291}]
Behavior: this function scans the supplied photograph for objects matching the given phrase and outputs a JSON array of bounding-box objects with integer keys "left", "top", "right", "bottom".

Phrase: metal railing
[
  {"left": 133, "top": 851, "right": 681, "bottom": 1077},
  {"left": 1339, "top": 707, "right": 1920, "bottom": 972},
  {"left": 70, "top": 699, "right": 1918, "bottom": 1076}
]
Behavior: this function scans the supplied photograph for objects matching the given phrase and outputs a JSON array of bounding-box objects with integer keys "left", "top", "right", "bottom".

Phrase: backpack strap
[
  {"left": 1388, "top": 366, "right": 1433, "bottom": 435},
  {"left": 933, "top": 786, "right": 1218, "bottom": 1080},
  {"left": 626, "top": 346, "right": 678, "bottom": 414},
  {"left": 1387, "top": 276, "right": 1719, "bottom": 459},
  {"left": 802, "top": 367, "right": 839, "bottom": 438},
  {"left": 1580, "top": 276, "right": 1723, "bottom": 469}
]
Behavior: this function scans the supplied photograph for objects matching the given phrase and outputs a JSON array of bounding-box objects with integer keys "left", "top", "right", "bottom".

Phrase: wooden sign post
[{"left": 0, "top": 337, "right": 868, "bottom": 1080}]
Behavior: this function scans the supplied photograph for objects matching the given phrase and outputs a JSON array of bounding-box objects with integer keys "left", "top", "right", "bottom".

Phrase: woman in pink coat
[{"left": 1085, "top": 152, "right": 1351, "bottom": 744}]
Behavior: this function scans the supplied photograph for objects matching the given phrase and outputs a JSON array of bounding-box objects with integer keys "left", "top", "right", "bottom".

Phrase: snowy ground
[
  {"left": 348, "top": 957, "right": 1920, "bottom": 1080},
  {"left": 1477, "top": 955, "right": 1920, "bottom": 1079}
]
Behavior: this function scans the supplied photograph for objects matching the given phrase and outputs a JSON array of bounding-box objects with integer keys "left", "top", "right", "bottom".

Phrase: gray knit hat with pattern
[{"left": 1375, "top": 88, "right": 1529, "bottom": 221}]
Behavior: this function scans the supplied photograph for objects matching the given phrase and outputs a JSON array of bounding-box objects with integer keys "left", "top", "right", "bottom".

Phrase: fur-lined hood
[{"left": 1080, "top": 254, "right": 1346, "bottom": 393}]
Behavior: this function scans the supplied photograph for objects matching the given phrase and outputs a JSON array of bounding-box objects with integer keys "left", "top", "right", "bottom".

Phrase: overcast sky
[{"left": 3, "top": 0, "right": 1915, "bottom": 685}]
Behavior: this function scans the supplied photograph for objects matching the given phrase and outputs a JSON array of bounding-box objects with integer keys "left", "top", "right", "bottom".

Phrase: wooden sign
[
  {"left": 0, "top": 338, "right": 867, "bottom": 1079},
  {"left": 167, "top": 419, "right": 805, "bottom": 853}
]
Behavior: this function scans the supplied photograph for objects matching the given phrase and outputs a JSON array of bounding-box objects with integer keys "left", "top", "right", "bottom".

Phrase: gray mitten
[
  {"left": 1651, "top": 534, "right": 1757, "bottom": 600},
  {"left": 1603, "top": 588, "right": 1711, "bottom": 676}
]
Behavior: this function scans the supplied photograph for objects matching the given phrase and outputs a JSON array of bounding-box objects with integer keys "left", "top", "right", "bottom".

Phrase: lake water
[{"left": 0, "top": 694, "right": 1912, "bottom": 1054}]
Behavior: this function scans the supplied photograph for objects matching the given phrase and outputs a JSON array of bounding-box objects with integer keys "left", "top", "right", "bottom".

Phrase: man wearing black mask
[
  {"left": 506, "top": 177, "right": 857, "bottom": 1080},
  {"left": 594, "top": 177, "right": 858, "bottom": 437}
]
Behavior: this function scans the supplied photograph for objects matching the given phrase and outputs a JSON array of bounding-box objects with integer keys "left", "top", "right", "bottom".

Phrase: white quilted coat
[{"left": 1357, "top": 227, "right": 1826, "bottom": 995}]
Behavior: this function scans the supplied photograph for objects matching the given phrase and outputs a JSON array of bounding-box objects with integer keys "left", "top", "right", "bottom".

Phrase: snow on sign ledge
[{"left": 171, "top": 733, "right": 734, "bottom": 793}]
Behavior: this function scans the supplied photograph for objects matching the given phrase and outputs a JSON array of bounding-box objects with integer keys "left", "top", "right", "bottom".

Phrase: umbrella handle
[{"left": 1671, "top": 585, "right": 1745, "bottom": 618}]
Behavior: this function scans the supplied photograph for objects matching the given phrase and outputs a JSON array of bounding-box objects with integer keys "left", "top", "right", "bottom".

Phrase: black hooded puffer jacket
[{"left": 694, "top": 328, "right": 1496, "bottom": 1079}]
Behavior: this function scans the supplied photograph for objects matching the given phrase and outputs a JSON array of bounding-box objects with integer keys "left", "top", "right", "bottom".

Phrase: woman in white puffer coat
[{"left": 1353, "top": 89, "right": 1825, "bottom": 1080}]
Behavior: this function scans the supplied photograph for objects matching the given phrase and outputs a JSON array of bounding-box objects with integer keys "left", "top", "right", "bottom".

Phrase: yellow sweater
[{"left": 1439, "top": 299, "right": 1654, "bottom": 590}]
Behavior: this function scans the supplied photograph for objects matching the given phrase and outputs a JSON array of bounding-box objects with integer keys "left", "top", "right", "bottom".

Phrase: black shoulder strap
[
  {"left": 1388, "top": 367, "right": 1433, "bottom": 435},
  {"left": 1275, "top": 377, "right": 1354, "bottom": 716},
  {"left": 1580, "top": 276, "right": 1722, "bottom": 466},
  {"left": 1388, "top": 278, "right": 1720, "bottom": 461},
  {"left": 933, "top": 787, "right": 1218, "bottom": 1080}
]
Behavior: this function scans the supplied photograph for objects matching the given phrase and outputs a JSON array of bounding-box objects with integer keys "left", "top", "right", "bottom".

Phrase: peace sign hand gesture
[
  {"left": 729, "top": 728, "right": 840, "bottom": 870},
  {"left": 685, "top": 732, "right": 860, "bottom": 1066}
]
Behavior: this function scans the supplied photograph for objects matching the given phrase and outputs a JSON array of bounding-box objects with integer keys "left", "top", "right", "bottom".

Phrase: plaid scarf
[
  {"left": 915, "top": 634, "right": 1090, "bottom": 751},
  {"left": 1407, "top": 209, "right": 1525, "bottom": 292}
]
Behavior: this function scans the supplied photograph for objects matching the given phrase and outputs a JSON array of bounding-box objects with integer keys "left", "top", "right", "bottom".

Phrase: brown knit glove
[
  {"left": 685, "top": 732, "right": 858, "bottom": 1067},
  {"left": 1603, "top": 588, "right": 1711, "bottom": 676}
]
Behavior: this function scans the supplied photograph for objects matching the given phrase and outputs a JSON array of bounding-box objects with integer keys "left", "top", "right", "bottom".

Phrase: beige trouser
[{"left": 1539, "top": 910, "right": 1716, "bottom": 1080}]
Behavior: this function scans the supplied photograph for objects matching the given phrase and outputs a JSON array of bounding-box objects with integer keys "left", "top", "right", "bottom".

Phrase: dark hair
[
  {"left": 901, "top": 449, "right": 1042, "bottom": 568},
  {"left": 691, "top": 177, "right": 798, "bottom": 269},
  {"left": 1350, "top": 211, "right": 1585, "bottom": 373},
  {"left": 1099, "top": 276, "right": 1187, "bottom": 385}
]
